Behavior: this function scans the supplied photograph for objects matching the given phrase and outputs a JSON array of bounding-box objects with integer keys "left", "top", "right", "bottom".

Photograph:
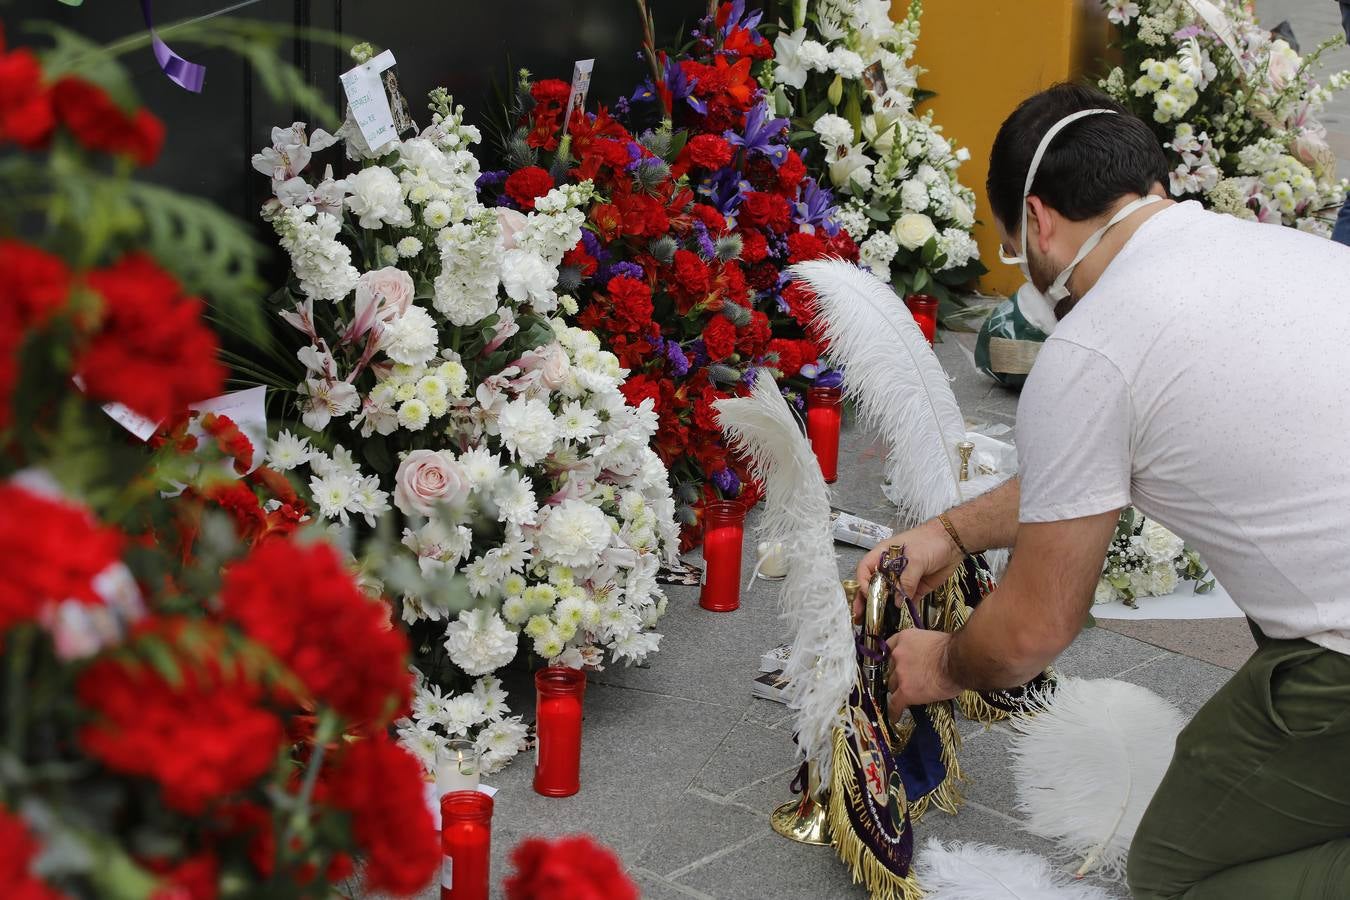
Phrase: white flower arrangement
[
  {"left": 257, "top": 88, "right": 678, "bottom": 773},
  {"left": 1095, "top": 508, "right": 1212, "bottom": 607},
  {"left": 1099, "top": 0, "right": 1350, "bottom": 235},
  {"left": 772, "top": 0, "right": 985, "bottom": 301}
]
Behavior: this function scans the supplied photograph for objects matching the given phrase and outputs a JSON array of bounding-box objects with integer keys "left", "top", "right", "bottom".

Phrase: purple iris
[
  {"left": 712, "top": 467, "right": 741, "bottom": 495},
  {"left": 697, "top": 167, "right": 748, "bottom": 217},
  {"left": 814, "top": 369, "right": 845, "bottom": 389},
  {"left": 727, "top": 102, "right": 789, "bottom": 165},
  {"left": 794, "top": 177, "right": 842, "bottom": 236},
  {"left": 715, "top": 0, "right": 764, "bottom": 44},
  {"left": 653, "top": 56, "right": 707, "bottom": 116}
]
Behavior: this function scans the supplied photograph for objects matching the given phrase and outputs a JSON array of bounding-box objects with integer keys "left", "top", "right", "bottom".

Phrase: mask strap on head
[
  {"left": 1044, "top": 193, "right": 1163, "bottom": 302},
  {"left": 1018, "top": 108, "right": 1118, "bottom": 264}
]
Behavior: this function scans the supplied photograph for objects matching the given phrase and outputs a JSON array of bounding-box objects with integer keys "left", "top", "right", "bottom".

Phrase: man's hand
[
  {"left": 853, "top": 519, "right": 962, "bottom": 618},
  {"left": 885, "top": 629, "right": 960, "bottom": 719}
]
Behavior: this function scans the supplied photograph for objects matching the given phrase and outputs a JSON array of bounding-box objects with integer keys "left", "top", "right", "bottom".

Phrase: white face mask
[{"left": 999, "top": 108, "right": 1163, "bottom": 334}]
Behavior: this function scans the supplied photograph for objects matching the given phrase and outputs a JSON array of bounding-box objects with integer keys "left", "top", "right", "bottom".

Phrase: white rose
[
  {"left": 393, "top": 448, "right": 469, "bottom": 516},
  {"left": 892, "top": 213, "right": 937, "bottom": 250},
  {"left": 1093, "top": 579, "right": 1118, "bottom": 605},
  {"left": 520, "top": 342, "right": 570, "bottom": 390},
  {"left": 1146, "top": 564, "right": 1179, "bottom": 597},
  {"left": 949, "top": 197, "right": 976, "bottom": 229}
]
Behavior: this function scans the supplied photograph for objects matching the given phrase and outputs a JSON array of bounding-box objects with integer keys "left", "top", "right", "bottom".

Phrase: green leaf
[{"left": 911, "top": 268, "right": 930, "bottom": 294}]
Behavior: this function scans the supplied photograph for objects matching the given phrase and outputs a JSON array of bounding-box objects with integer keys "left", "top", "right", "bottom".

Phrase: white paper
[
  {"left": 189, "top": 386, "right": 268, "bottom": 475},
  {"left": 340, "top": 50, "right": 398, "bottom": 149},
  {"left": 102, "top": 401, "right": 161, "bottom": 442},
  {"left": 1091, "top": 578, "right": 1244, "bottom": 621},
  {"left": 477, "top": 783, "right": 498, "bottom": 798},
  {"left": 562, "top": 58, "right": 595, "bottom": 134}
]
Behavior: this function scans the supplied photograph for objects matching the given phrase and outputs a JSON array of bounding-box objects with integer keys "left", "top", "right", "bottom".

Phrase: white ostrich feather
[
  {"left": 791, "top": 259, "right": 966, "bottom": 528},
  {"left": 914, "top": 839, "right": 1115, "bottom": 900},
  {"left": 714, "top": 375, "right": 854, "bottom": 782},
  {"left": 1008, "top": 678, "right": 1187, "bottom": 880}
]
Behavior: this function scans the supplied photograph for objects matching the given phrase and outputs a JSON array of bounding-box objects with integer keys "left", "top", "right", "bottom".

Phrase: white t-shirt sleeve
[{"left": 1017, "top": 339, "right": 1133, "bottom": 523}]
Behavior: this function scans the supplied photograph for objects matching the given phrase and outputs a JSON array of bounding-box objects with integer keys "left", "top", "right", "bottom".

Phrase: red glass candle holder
[
  {"left": 533, "top": 666, "right": 586, "bottom": 797},
  {"left": 905, "top": 294, "right": 939, "bottom": 345},
  {"left": 441, "top": 790, "right": 492, "bottom": 900},
  {"left": 806, "top": 386, "right": 843, "bottom": 484},
  {"left": 699, "top": 500, "right": 746, "bottom": 612}
]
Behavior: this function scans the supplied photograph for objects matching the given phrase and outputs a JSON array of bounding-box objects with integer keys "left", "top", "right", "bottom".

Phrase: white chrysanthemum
[
  {"left": 345, "top": 166, "right": 413, "bottom": 229},
  {"left": 537, "top": 498, "right": 613, "bottom": 568},
  {"left": 443, "top": 608, "right": 518, "bottom": 676},
  {"left": 398, "top": 398, "right": 431, "bottom": 431},
  {"left": 610, "top": 630, "right": 661, "bottom": 665},
  {"left": 412, "top": 683, "right": 451, "bottom": 723},
  {"left": 439, "top": 692, "right": 488, "bottom": 736},
  {"left": 416, "top": 375, "right": 448, "bottom": 402},
  {"left": 436, "top": 360, "right": 470, "bottom": 397},
  {"left": 491, "top": 470, "right": 538, "bottom": 525},
  {"left": 501, "top": 595, "right": 530, "bottom": 625},
  {"left": 475, "top": 716, "right": 528, "bottom": 774},
  {"left": 423, "top": 200, "right": 453, "bottom": 229},
  {"left": 309, "top": 473, "right": 356, "bottom": 524},
  {"left": 396, "top": 236, "right": 424, "bottom": 257},
  {"left": 267, "top": 429, "right": 313, "bottom": 470},
  {"left": 497, "top": 397, "right": 558, "bottom": 465},
  {"left": 397, "top": 721, "right": 449, "bottom": 773},
  {"left": 382, "top": 306, "right": 439, "bottom": 366},
  {"left": 472, "top": 675, "right": 510, "bottom": 722},
  {"left": 533, "top": 626, "right": 566, "bottom": 661},
  {"left": 555, "top": 401, "right": 601, "bottom": 442}
]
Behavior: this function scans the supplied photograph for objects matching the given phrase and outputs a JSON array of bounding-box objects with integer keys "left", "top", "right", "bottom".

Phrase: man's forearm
[{"left": 944, "top": 476, "right": 1020, "bottom": 554}]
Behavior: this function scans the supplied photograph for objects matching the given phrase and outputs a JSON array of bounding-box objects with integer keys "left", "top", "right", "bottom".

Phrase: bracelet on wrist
[{"left": 936, "top": 513, "right": 970, "bottom": 558}]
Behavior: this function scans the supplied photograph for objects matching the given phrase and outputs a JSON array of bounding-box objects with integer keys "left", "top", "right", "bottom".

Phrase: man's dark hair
[{"left": 986, "top": 83, "right": 1169, "bottom": 230}]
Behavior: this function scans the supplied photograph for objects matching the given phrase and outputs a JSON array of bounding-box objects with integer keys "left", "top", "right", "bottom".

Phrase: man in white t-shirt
[{"left": 857, "top": 84, "right": 1350, "bottom": 898}]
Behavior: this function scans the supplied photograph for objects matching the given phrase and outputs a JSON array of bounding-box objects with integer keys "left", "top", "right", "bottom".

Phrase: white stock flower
[
  {"left": 537, "top": 498, "right": 613, "bottom": 568},
  {"left": 936, "top": 227, "right": 979, "bottom": 270},
  {"left": 345, "top": 166, "right": 413, "bottom": 229},
  {"left": 443, "top": 608, "right": 518, "bottom": 676},
  {"left": 859, "top": 231, "right": 899, "bottom": 274}
]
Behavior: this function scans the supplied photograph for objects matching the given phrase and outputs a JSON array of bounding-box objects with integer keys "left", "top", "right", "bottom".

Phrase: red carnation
[
  {"left": 613, "top": 187, "right": 670, "bottom": 239},
  {"left": 716, "top": 261, "right": 751, "bottom": 307},
  {"left": 692, "top": 383, "right": 731, "bottom": 433},
  {"left": 620, "top": 373, "right": 664, "bottom": 412},
  {"left": 0, "top": 806, "right": 66, "bottom": 900},
  {"left": 78, "top": 253, "right": 225, "bottom": 423},
  {"left": 690, "top": 204, "right": 727, "bottom": 235},
  {"left": 220, "top": 539, "right": 411, "bottom": 730},
  {"left": 504, "top": 835, "right": 639, "bottom": 900},
  {"left": 822, "top": 229, "right": 860, "bottom": 262},
  {"left": 701, "top": 315, "right": 737, "bottom": 361},
  {"left": 0, "top": 241, "right": 71, "bottom": 429},
  {"left": 504, "top": 166, "right": 555, "bottom": 211},
  {"left": 0, "top": 484, "right": 123, "bottom": 634},
  {"left": 78, "top": 620, "right": 284, "bottom": 815},
  {"left": 778, "top": 150, "right": 808, "bottom": 193},
  {"left": 148, "top": 852, "right": 219, "bottom": 900},
  {"left": 672, "top": 249, "right": 711, "bottom": 298},
  {"left": 0, "top": 46, "right": 54, "bottom": 149},
  {"left": 327, "top": 734, "right": 439, "bottom": 896},
  {"left": 605, "top": 275, "right": 655, "bottom": 335},
  {"left": 738, "top": 191, "right": 792, "bottom": 233},
  {"left": 738, "top": 310, "right": 772, "bottom": 358},
  {"left": 782, "top": 281, "right": 819, "bottom": 328},
  {"left": 746, "top": 261, "right": 778, "bottom": 293},
  {"left": 787, "top": 232, "right": 828, "bottom": 263},
  {"left": 768, "top": 338, "right": 803, "bottom": 377},
  {"left": 51, "top": 77, "right": 163, "bottom": 165},
  {"left": 738, "top": 229, "right": 768, "bottom": 263},
  {"left": 685, "top": 133, "right": 734, "bottom": 170},
  {"left": 562, "top": 240, "right": 598, "bottom": 278},
  {"left": 526, "top": 79, "right": 571, "bottom": 150}
]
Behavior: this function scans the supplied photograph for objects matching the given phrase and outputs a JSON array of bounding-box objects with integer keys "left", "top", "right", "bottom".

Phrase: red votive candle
[
  {"left": 699, "top": 500, "right": 746, "bottom": 612},
  {"left": 806, "top": 386, "right": 843, "bottom": 483},
  {"left": 533, "top": 666, "right": 586, "bottom": 797},
  {"left": 440, "top": 790, "right": 492, "bottom": 900},
  {"left": 905, "top": 294, "right": 939, "bottom": 345}
]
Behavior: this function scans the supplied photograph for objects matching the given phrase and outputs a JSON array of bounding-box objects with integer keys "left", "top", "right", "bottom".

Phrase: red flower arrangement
[
  {"left": 0, "top": 806, "right": 66, "bottom": 900},
  {"left": 503, "top": 835, "right": 639, "bottom": 900},
  {"left": 490, "top": 0, "right": 855, "bottom": 547}
]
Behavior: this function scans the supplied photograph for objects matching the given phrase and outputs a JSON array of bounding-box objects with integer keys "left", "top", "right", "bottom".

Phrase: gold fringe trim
[
  {"left": 957, "top": 689, "right": 1012, "bottom": 726},
  {"left": 827, "top": 728, "right": 926, "bottom": 900}
]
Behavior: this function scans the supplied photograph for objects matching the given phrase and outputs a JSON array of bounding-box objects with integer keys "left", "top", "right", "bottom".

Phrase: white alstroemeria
[
  {"left": 298, "top": 377, "right": 359, "bottom": 431},
  {"left": 1106, "top": 0, "right": 1140, "bottom": 26}
]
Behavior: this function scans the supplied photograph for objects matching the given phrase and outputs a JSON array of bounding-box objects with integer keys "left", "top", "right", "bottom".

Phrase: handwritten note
[
  {"left": 340, "top": 50, "right": 398, "bottom": 149},
  {"left": 562, "top": 58, "right": 595, "bottom": 135}
]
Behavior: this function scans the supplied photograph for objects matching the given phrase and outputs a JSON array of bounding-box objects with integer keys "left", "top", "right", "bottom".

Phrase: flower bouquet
[
  {"left": 488, "top": 0, "right": 858, "bottom": 546},
  {"left": 1095, "top": 507, "right": 1213, "bottom": 607},
  {"left": 256, "top": 73, "right": 678, "bottom": 773},
  {"left": 769, "top": 0, "right": 985, "bottom": 303},
  {"left": 1098, "top": 0, "right": 1349, "bottom": 234},
  {"left": 0, "top": 30, "right": 437, "bottom": 898}
]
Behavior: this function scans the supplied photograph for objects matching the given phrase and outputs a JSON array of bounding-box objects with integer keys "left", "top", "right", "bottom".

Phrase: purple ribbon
[{"left": 141, "top": 0, "right": 206, "bottom": 92}]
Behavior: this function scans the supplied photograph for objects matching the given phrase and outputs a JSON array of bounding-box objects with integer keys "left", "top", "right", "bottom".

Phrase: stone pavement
[{"left": 412, "top": 336, "right": 1254, "bottom": 900}]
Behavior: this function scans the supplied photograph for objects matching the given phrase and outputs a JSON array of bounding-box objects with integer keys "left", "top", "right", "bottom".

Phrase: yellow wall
[{"left": 910, "top": 1, "right": 1109, "bottom": 296}]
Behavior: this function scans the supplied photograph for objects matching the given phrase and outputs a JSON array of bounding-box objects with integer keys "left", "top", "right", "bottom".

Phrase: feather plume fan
[
  {"left": 1009, "top": 678, "right": 1187, "bottom": 880},
  {"left": 714, "top": 375, "right": 854, "bottom": 782},
  {"left": 791, "top": 259, "right": 967, "bottom": 527},
  {"left": 914, "top": 840, "right": 1114, "bottom": 900}
]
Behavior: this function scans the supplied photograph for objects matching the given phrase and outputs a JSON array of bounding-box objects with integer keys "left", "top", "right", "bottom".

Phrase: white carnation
[
  {"left": 537, "top": 498, "right": 613, "bottom": 568},
  {"left": 382, "top": 306, "right": 439, "bottom": 366},
  {"left": 443, "top": 608, "right": 518, "bottom": 676},
  {"left": 499, "top": 248, "right": 558, "bottom": 311},
  {"left": 497, "top": 397, "right": 558, "bottom": 465},
  {"left": 813, "top": 113, "right": 855, "bottom": 151},
  {"left": 345, "top": 166, "right": 413, "bottom": 229},
  {"left": 900, "top": 179, "right": 930, "bottom": 212}
]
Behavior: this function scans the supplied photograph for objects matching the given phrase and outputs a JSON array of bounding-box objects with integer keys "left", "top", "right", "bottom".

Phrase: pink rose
[
  {"left": 520, "top": 342, "right": 571, "bottom": 390},
  {"left": 1291, "top": 129, "right": 1333, "bottom": 175},
  {"left": 1266, "top": 39, "right": 1300, "bottom": 92},
  {"left": 393, "top": 449, "right": 468, "bottom": 516},
  {"left": 347, "top": 267, "right": 415, "bottom": 342},
  {"left": 496, "top": 207, "right": 528, "bottom": 251}
]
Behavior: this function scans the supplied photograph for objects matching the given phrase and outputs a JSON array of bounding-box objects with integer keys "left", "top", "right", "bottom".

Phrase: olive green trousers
[{"left": 1126, "top": 626, "right": 1350, "bottom": 899}]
